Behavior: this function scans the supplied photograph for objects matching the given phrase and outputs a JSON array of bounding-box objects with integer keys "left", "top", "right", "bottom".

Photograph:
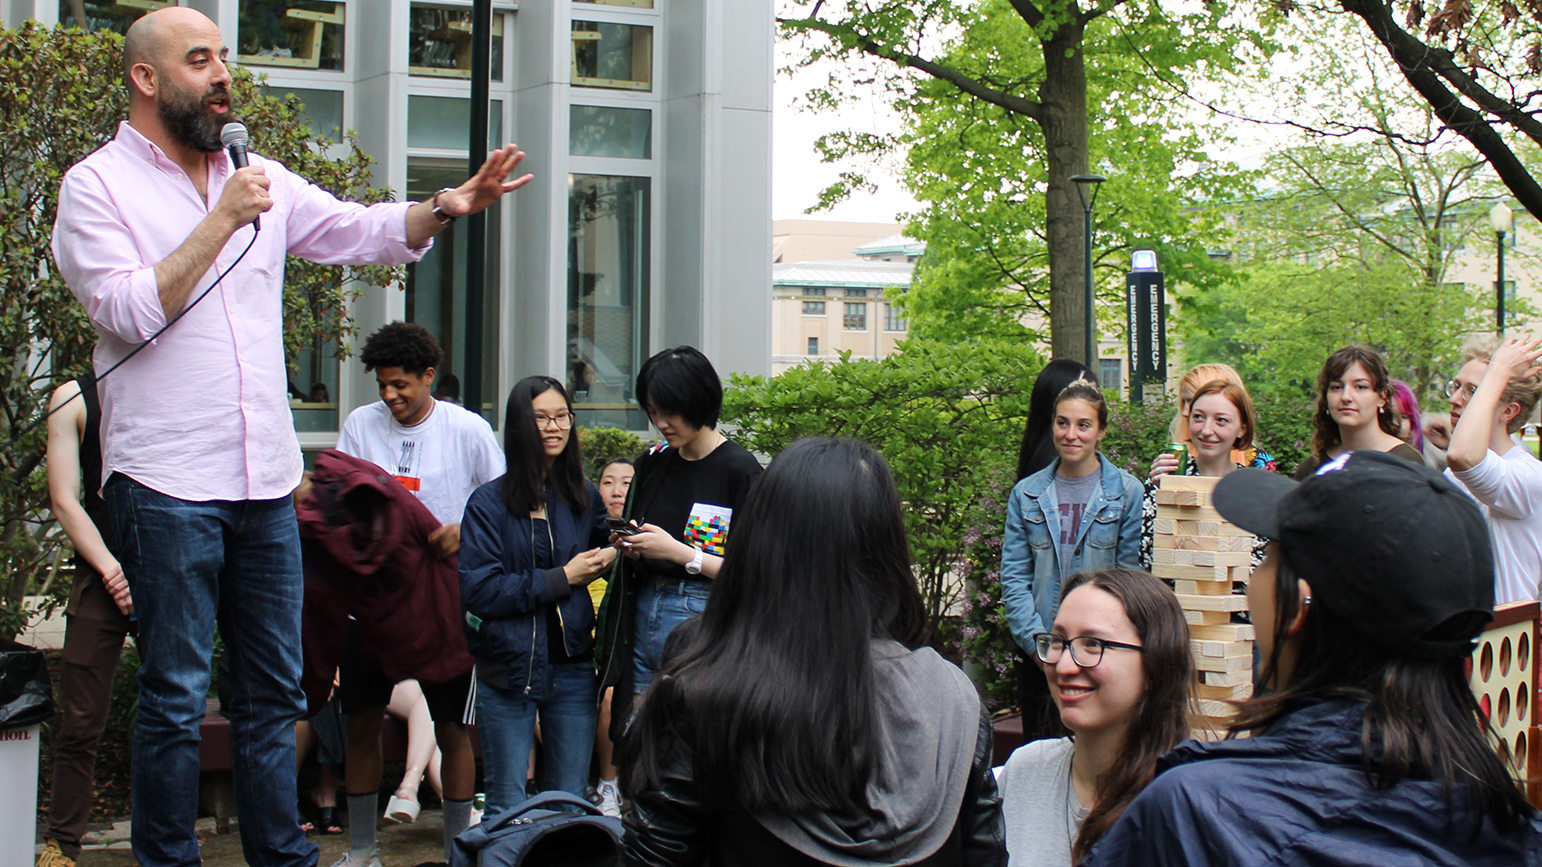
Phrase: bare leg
[
  {"left": 344, "top": 707, "right": 386, "bottom": 798},
  {"left": 386, "top": 681, "right": 437, "bottom": 802},
  {"left": 595, "top": 688, "right": 617, "bottom": 781}
]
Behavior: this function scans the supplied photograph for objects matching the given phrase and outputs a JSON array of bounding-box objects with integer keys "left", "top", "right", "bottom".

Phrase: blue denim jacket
[{"left": 999, "top": 454, "right": 1143, "bottom": 655}]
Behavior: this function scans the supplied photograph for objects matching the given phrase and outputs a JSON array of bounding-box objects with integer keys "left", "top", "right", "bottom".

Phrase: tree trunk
[{"left": 1040, "top": 19, "right": 1092, "bottom": 364}]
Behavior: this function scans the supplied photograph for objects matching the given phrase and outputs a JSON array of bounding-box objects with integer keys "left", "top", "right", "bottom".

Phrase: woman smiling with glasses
[{"left": 995, "top": 568, "right": 1194, "bottom": 866}]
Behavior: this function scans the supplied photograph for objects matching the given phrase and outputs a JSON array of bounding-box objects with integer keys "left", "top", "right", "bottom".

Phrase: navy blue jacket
[
  {"left": 1084, "top": 698, "right": 1542, "bottom": 866},
  {"left": 458, "top": 478, "right": 609, "bottom": 700}
]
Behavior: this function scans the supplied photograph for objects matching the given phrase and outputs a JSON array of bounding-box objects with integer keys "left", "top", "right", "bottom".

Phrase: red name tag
[{"left": 394, "top": 475, "right": 421, "bottom": 492}]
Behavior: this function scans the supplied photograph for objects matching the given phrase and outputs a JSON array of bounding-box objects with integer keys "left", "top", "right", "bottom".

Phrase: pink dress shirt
[{"left": 52, "top": 121, "right": 430, "bottom": 502}]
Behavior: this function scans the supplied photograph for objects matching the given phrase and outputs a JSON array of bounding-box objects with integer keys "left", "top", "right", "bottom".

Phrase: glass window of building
[
  {"left": 407, "top": 96, "right": 504, "bottom": 150},
  {"left": 409, "top": 5, "right": 505, "bottom": 81},
  {"left": 238, "top": 1, "right": 346, "bottom": 71},
  {"left": 571, "top": 21, "right": 652, "bottom": 91},
  {"left": 405, "top": 163, "right": 503, "bottom": 421},
  {"left": 883, "top": 303, "right": 907, "bottom": 332},
  {"left": 260, "top": 86, "right": 344, "bottom": 142},
  {"left": 802, "top": 299, "right": 826, "bottom": 316},
  {"left": 843, "top": 302, "right": 867, "bottom": 331},
  {"left": 66, "top": 1, "right": 158, "bottom": 33},
  {"left": 569, "top": 105, "right": 652, "bottom": 159},
  {"left": 1100, "top": 359, "right": 1123, "bottom": 392},
  {"left": 844, "top": 288, "right": 867, "bottom": 298},
  {"left": 569, "top": 174, "right": 651, "bottom": 430},
  {"left": 807, "top": 337, "right": 819, "bottom": 355},
  {"left": 289, "top": 336, "right": 341, "bottom": 432},
  {"left": 576, "top": 0, "right": 654, "bottom": 7}
]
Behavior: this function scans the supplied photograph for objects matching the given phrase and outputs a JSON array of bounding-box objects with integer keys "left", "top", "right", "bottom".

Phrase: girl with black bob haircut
[
  {"left": 594, "top": 346, "right": 763, "bottom": 749},
  {"left": 457, "top": 376, "right": 616, "bottom": 817},
  {"left": 635, "top": 344, "right": 723, "bottom": 431},
  {"left": 620, "top": 438, "right": 1006, "bottom": 866},
  {"left": 1082, "top": 451, "right": 1541, "bottom": 866}
]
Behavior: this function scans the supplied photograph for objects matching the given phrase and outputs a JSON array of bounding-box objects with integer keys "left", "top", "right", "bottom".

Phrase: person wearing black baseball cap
[{"left": 1081, "top": 450, "right": 1542, "bottom": 866}]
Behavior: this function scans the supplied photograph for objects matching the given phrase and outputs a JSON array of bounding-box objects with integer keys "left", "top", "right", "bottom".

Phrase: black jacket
[{"left": 621, "top": 692, "right": 1007, "bottom": 866}]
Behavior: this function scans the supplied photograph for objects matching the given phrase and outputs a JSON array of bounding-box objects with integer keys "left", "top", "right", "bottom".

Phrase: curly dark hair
[{"left": 359, "top": 322, "right": 444, "bottom": 376}]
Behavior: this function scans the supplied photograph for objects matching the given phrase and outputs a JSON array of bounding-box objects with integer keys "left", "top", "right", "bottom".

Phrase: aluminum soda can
[{"left": 1168, "top": 441, "right": 1188, "bottom": 469}]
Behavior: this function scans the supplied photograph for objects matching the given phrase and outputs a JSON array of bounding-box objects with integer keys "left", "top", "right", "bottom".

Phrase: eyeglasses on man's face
[
  {"left": 1033, "top": 633, "right": 1144, "bottom": 668},
  {"left": 534, "top": 411, "right": 573, "bottom": 430},
  {"left": 1444, "top": 379, "right": 1478, "bottom": 401}
]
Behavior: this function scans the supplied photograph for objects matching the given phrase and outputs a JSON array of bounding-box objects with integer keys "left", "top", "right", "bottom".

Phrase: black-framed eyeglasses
[
  {"left": 1033, "top": 633, "right": 1144, "bottom": 668},
  {"left": 1445, "top": 379, "right": 1478, "bottom": 400},
  {"left": 534, "top": 412, "right": 573, "bottom": 430}
]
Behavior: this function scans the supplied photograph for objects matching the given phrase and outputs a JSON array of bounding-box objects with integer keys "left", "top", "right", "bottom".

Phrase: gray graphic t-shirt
[{"left": 1053, "top": 469, "right": 1101, "bottom": 583}]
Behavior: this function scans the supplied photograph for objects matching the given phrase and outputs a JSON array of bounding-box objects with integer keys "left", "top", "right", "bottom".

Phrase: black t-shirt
[{"left": 632, "top": 439, "right": 763, "bottom": 581}]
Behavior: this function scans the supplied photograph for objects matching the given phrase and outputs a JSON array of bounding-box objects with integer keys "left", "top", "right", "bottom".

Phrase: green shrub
[
  {"left": 579, "top": 426, "right": 651, "bottom": 480},
  {"left": 721, "top": 340, "right": 1042, "bottom": 639}
]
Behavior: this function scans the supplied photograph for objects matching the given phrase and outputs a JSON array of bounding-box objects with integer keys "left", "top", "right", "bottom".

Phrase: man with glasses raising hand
[
  {"left": 1446, "top": 332, "right": 1542, "bottom": 603},
  {"left": 330, "top": 322, "right": 504, "bottom": 867}
]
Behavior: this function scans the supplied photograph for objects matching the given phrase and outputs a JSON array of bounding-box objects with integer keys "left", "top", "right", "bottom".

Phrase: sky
[{"left": 771, "top": 56, "right": 919, "bottom": 226}]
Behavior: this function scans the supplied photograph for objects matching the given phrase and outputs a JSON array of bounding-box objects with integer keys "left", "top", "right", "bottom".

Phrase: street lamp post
[
  {"left": 1070, "top": 174, "right": 1106, "bottom": 371},
  {"left": 1490, "top": 202, "right": 1514, "bottom": 335}
]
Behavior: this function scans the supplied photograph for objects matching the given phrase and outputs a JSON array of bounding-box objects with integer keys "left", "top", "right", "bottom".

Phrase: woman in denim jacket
[{"left": 1000, "top": 379, "right": 1142, "bottom": 737}]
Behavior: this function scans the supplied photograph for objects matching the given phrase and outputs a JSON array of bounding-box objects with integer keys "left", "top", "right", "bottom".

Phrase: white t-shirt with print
[
  {"left": 336, "top": 399, "right": 505, "bottom": 526},
  {"left": 1447, "top": 445, "right": 1542, "bottom": 604}
]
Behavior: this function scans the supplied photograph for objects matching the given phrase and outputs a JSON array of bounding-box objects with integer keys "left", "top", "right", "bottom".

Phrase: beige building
[{"left": 771, "top": 221, "right": 922, "bottom": 374}]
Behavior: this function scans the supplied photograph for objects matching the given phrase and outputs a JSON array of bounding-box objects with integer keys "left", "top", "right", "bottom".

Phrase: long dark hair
[
  {"left": 1310, "top": 345, "right": 1401, "bottom": 460},
  {"left": 620, "top": 438, "right": 927, "bottom": 812},
  {"left": 500, "top": 376, "right": 587, "bottom": 513},
  {"left": 1231, "top": 549, "right": 1534, "bottom": 831},
  {"left": 1059, "top": 569, "right": 1194, "bottom": 862},
  {"left": 1017, "top": 359, "right": 1098, "bottom": 480}
]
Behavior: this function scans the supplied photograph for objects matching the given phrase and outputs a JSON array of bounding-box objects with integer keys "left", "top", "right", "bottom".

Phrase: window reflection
[
  {"left": 408, "top": 5, "right": 505, "bottom": 81},
  {"left": 569, "top": 175, "right": 651, "bottom": 430},
  {"left": 237, "top": 0, "right": 346, "bottom": 71},
  {"left": 571, "top": 21, "right": 652, "bottom": 91}
]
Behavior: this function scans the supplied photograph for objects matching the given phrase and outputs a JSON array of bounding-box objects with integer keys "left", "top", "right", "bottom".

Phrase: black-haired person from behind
[
  {"left": 1082, "top": 451, "right": 1542, "bottom": 866},
  {"left": 594, "top": 346, "right": 762, "bottom": 743},
  {"left": 620, "top": 438, "right": 1005, "bottom": 866}
]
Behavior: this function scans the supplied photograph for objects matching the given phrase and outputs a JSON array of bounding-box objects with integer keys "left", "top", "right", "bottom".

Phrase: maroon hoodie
[{"left": 296, "top": 449, "right": 474, "bottom": 716}]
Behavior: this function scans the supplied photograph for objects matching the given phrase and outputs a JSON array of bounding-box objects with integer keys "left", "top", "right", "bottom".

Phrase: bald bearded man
[{"left": 50, "top": 9, "right": 532, "bottom": 867}]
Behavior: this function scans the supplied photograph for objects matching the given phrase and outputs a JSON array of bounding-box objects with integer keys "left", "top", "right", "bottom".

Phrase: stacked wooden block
[{"left": 1149, "top": 475, "right": 1256, "bottom": 736}]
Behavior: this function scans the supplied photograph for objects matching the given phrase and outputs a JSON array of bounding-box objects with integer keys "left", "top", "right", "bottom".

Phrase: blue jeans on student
[
  {"left": 104, "top": 475, "right": 315, "bottom": 867},
  {"left": 474, "top": 661, "right": 598, "bottom": 819},
  {"left": 632, "top": 578, "right": 711, "bottom": 694}
]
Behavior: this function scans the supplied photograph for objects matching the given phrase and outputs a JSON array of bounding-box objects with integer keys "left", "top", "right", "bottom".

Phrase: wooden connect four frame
[{"left": 1469, "top": 600, "right": 1540, "bottom": 806}]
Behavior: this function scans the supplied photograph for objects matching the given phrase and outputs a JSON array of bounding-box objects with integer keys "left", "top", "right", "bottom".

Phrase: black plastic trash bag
[{"left": 0, "top": 637, "right": 53, "bottom": 729}]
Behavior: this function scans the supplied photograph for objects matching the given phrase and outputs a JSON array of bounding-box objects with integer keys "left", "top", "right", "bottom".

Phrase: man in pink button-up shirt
[{"left": 49, "top": 9, "right": 531, "bottom": 867}]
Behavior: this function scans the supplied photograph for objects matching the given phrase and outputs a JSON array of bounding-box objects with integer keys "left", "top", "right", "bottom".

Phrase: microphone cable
[{"left": 5, "top": 224, "right": 261, "bottom": 451}]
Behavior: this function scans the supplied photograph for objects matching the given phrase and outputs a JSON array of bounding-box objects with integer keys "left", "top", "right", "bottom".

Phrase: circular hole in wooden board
[
  {"left": 1501, "top": 637, "right": 1513, "bottom": 677},
  {"left": 1481, "top": 642, "right": 1495, "bottom": 681}
]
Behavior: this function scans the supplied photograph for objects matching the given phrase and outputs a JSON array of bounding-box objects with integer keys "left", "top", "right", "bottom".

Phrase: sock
[
  {"left": 443, "top": 798, "right": 474, "bottom": 863},
  {"left": 347, "top": 792, "right": 378, "bottom": 861}
]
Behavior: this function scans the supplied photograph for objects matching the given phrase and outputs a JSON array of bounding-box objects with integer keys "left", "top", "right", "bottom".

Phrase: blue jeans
[
  {"left": 104, "top": 475, "right": 315, "bottom": 867},
  {"left": 631, "top": 578, "right": 710, "bottom": 694},
  {"left": 474, "top": 661, "right": 597, "bottom": 819}
]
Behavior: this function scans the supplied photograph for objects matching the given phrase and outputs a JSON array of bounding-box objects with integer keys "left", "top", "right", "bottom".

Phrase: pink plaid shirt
[{"left": 53, "top": 122, "right": 429, "bottom": 501}]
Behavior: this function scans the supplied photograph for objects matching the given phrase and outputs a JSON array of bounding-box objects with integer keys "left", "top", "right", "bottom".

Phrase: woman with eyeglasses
[
  {"left": 1293, "top": 345, "right": 1421, "bottom": 479},
  {"left": 457, "top": 375, "right": 617, "bottom": 815},
  {"left": 995, "top": 568, "right": 1193, "bottom": 866}
]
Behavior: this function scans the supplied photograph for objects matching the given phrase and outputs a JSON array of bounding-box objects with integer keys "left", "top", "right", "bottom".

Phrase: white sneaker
[
  {"left": 329, "top": 850, "right": 382, "bottom": 867},
  {"left": 596, "top": 779, "right": 622, "bottom": 819}
]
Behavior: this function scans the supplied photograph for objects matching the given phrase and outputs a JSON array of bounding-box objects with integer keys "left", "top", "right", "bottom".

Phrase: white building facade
[{"left": 8, "top": 0, "right": 772, "bottom": 441}]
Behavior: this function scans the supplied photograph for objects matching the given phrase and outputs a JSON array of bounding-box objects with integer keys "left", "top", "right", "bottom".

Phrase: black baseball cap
[{"left": 1212, "top": 450, "right": 1495, "bottom": 660}]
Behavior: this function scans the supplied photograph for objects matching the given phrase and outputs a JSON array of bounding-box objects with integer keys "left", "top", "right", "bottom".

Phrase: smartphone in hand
[{"left": 606, "top": 516, "right": 641, "bottom": 536}]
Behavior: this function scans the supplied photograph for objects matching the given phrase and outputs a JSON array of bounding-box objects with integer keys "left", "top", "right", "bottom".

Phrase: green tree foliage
[
  {"left": 720, "top": 341, "right": 1041, "bottom": 634},
  {"left": 781, "top": 0, "right": 1270, "bottom": 356},
  {"left": 0, "top": 23, "right": 401, "bottom": 638}
]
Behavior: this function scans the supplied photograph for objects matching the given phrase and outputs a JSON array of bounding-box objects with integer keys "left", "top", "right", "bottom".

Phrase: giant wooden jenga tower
[{"left": 1150, "top": 475, "right": 1256, "bottom": 736}]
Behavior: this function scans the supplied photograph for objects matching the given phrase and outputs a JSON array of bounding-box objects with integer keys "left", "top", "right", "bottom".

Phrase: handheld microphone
[{"left": 219, "top": 121, "right": 260, "bottom": 231}]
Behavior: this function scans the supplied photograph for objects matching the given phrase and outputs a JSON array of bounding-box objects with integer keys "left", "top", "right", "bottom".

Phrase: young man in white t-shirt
[
  {"left": 1446, "top": 332, "right": 1542, "bottom": 605},
  {"left": 332, "top": 322, "right": 504, "bottom": 867}
]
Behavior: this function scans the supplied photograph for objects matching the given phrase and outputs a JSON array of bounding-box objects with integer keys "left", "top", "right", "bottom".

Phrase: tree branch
[
  {"left": 783, "top": 16, "right": 1044, "bottom": 121},
  {"left": 1339, "top": 0, "right": 1542, "bottom": 218}
]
